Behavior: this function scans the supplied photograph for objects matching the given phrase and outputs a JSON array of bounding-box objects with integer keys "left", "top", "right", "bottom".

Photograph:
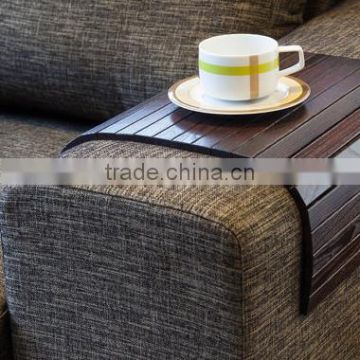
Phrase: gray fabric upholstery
[
  {"left": 0, "top": 245, "right": 8, "bottom": 360},
  {"left": 0, "top": 111, "right": 88, "bottom": 158},
  {"left": 1, "top": 243, "right": 11, "bottom": 359},
  {"left": 0, "top": 110, "right": 86, "bottom": 359},
  {"left": 0, "top": 183, "right": 302, "bottom": 359},
  {"left": 281, "top": 0, "right": 360, "bottom": 59},
  {"left": 0, "top": 249, "right": 4, "bottom": 317},
  {"left": 0, "top": 185, "right": 246, "bottom": 359},
  {"left": 0, "top": 0, "right": 307, "bottom": 121}
]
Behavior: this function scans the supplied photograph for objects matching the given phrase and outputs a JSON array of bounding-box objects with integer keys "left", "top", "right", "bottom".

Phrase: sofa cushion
[
  {"left": 0, "top": 111, "right": 89, "bottom": 158},
  {"left": 281, "top": 0, "right": 360, "bottom": 59},
  {"left": 0, "top": 0, "right": 307, "bottom": 122}
]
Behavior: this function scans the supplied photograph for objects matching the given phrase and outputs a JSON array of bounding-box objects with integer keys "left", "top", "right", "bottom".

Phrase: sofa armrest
[{"left": 1, "top": 140, "right": 360, "bottom": 359}]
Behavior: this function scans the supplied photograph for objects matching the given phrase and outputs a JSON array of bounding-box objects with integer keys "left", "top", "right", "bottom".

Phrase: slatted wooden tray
[{"left": 64, "top": 53, "right": 360, "bottom": 314}]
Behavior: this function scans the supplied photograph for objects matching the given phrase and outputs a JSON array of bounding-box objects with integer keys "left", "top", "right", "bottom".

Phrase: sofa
[{"left": 0, "top": 0, "right": 359, "bottom": 358}]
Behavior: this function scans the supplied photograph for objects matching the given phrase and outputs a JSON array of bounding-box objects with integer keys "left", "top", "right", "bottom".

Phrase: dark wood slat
[
  {"left": 234, "top": 59, "right": 360, "bottom": 157},
  {"left": 115, "top": 103, "right": 178, "bottom": 134},
  {"left": 240, "top": 77, "right": 360, "bottom": 157},
  {"left": 313, "top": 219, "right": 360, "bottom": 276},
  {"left": 173, "top": 114, "right": 241, "bottom": 143},
  {"left": 308, "top": 186, "right": 360, "bottom": 229},
  {"left": 312, "top": 191, "right": 360, "bottom": 252},
  {"left": 312, "top": 229, "right": 360, "bottom": 292},
  {"left": 101, "top": 92, "right": 170, "bottom": 134},
  {"left": 165, "top": 113, "right": 227, "bottom": 140},
  {"left": 308, "top": 244, "right": 360, "bottom": 312},
  {"left": 260, "top": 86, "right": 360, "bottom": 157},
  {"left": 155, "top": 113, "right": 205, "bottom": 140},
  {"left": 135, "top": 108, "right": 192, "bottom": 137},
  {"left": 191, "top": 115, "right": 264, "bottom": 148},
  {"left": 295, "top": 109, "right": 360, "bottom": 158},
  {"left": 295, "top": 135, "right": 360, "bottom": 207},
  {"left": 241, "top": 80, "right": 360, "bottom": 159}
]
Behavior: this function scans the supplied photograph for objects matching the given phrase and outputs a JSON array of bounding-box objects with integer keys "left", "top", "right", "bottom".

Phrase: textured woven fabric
[
  {"left": 281, "top": 0, "right": 360, "bottom": 59},
  {"left": 0, "top": 246, "right": 12, "bottom": 360},
  {"left": 0, "top": 172, "right": 11, "bottom": 359},
  {"left": 1, "top": 139, "right": 360, "bottom": 359},
  {"left": 0, "top": 110, "right": 86, "bottom": 359},
  {"left": 0, "top": 0, "right": 306, "bottom": 121},
  {"left": 0, "top": 111, "right": 88, "bottom": 158},
  {"left": 0, "top": 249, "right": 4, "bottom": 316}
]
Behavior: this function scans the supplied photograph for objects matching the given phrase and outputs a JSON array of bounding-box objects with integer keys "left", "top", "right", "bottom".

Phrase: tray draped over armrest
[{"left": 63, "top": 53, "right": 360, "bottom": 314}]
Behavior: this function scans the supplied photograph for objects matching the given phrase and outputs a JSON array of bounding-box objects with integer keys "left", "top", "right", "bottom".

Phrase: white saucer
[{"left": 168, "top": 75, "right": 311, "bottom": 115}]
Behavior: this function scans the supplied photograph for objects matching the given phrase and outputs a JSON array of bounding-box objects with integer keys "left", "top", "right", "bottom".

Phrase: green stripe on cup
[{"left": 199, "top": 57, "right": 279, "bottom": 76}]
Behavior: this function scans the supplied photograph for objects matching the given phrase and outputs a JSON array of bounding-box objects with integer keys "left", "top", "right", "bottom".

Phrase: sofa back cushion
[{"left": 0, "top": 0, "right": 306, "bottom": 121}]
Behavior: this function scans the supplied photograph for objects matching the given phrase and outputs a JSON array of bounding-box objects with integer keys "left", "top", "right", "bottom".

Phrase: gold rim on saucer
[{"left": 168, "top": 75, "right": 311, "bottom": 115}]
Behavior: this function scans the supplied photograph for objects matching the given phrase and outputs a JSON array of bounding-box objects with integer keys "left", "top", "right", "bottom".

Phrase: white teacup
[{"left": 199, "top": 34, "right": 305, "bottom": 101}]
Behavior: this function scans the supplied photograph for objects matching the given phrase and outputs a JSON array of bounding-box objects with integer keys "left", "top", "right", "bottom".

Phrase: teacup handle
[{"left": 278, "top": 45, "right": 305, "bottom": 77}]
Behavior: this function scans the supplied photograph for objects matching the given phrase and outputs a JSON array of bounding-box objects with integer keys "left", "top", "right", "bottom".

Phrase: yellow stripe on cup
[{"left": 199, "top": 57, "right": 279, "bottom": 76}]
